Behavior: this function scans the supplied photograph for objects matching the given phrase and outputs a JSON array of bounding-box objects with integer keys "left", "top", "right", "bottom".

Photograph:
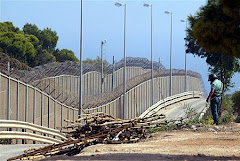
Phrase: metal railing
[
  {"left": 139, "top": 91, "right": 203, "bottom": 119},
  {"left": 0, "top": 120, "right": 67, "bottom": 144}
]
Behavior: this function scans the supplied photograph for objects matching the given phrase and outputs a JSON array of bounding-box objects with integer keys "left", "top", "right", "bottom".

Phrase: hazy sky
[{"left": 0, "top": 0, "right": 239, "bottom": 94}]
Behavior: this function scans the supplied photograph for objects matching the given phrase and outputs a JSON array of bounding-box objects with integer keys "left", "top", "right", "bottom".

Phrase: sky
[{"left": 0, "top": 0, "right": 239, "bottom": 94}]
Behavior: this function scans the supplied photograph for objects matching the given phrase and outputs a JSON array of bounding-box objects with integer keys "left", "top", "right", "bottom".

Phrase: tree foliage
[
  {"left": 54, "top": 49, "right": 79, "bottom": 62},
  {"left": 231, "top": 91, "right": 240, "bottom": 115},
  {"left": 186, "top": 34, "right": 240, "bottom": 92},
  {"left": 23, "top": 23, "right": 40, "bottom": 38},
  {"left": 186, "top": 0, "right": 240, "bottom": 92},
  {"left": 39, "top": 28, "right": 58, "bottom": 50},
  {"left": 0, "top": 22, "right": 78, "bottom": 67},
  {"left": 189, "top": 0, "right": 240, "bottom": 57},
  {"left": 0, "top": 22, "right": 37, "bottom": 65}
]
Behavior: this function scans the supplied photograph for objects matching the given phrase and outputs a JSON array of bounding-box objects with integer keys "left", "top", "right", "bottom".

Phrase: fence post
[
  {"left": 25, "top": 85, "right": 29, "bottom": 122},
  {"left": 112, "top": 56, "right": 115, "bottom": 91},
  {"left": 41, "top": 93, "right": 43, "bottom": 126},
  {"left": 67, "top": 107, "right": 70, "bottom": 126},
  {"left": 48, "top": 97, "right": 50, "bottom": 128},
  {"left": 54, "top": 101, "right": 56, "bottom": 129},
  {"left": 7, "top": 77, "right": 10, "bottom": 120},
  {"left": 54, "top": 77, "right": 56, "bottom": 98},
  {"left": 33, "top": 87, "right": 36, "bottom": 124},
  {"left": 62, "top": 76, "right": 64, "bottom": 99},
  {"left": 58, "top": 76, "right": 60, "bottom": 96},
  {"left": 66, "top": 76, "right": 68, "bottom": 97},
  {"left": 61, "top": 104, "right": 63, "bottom": 127},
  {"left": 7, "top": 61, "right": 10, "bottom": 72},
  {"left": 73, "top": 76, "right": 76, "bottom": 95},
  {"left": 73, "top": 108, "right": 75, "bottom": 122},
  {"left": 49, "top": 78, "right": 51, "bottom": 94},
  {"left": 16, "top": 79, "right": 19, "bottom": 121}
]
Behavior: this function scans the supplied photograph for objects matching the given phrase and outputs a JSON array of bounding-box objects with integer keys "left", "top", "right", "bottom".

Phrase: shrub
[{"left": 232, "top": 90, "right": 240, "bottom": 115}]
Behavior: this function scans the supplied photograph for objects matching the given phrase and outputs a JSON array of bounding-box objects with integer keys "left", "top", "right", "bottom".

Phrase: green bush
[
  {"left": 232, "top": 90, "right": 240, "bottom": 115},
  {"left": 146, "top": 123, "right": 178, "bottom": 134},
  {"left": 221, "top": 112, "right": 233, "bottom": 123},
  {"left": 219, "top": 96, "right": 235, "bottom": 124}
]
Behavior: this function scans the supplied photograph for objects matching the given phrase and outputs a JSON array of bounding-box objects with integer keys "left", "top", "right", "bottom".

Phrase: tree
[
  {"left": 0, "top": 22, "right": 78, "bottom": 67},
  {"left": 34, "top": 49, "right": 56, "bottom": 66},
  {"left": 0, "top": 21, "right": 21, "bottom": 33},
  {"left": 0, "top": 29, "right": 37, "bottom": 66},
  {"left": 189, "top": 0, "right": 240, "bottom": 57},
  {"left": 186, "top": 0, "right": 240, "bottom": 92},
  {"left": 186, "top": 34, "right": 240, "bottom": 93},
  {"left": 54, "top": 49, "right": 79, "bottom": 62},
  {"left": 23, "top": 23, "right": 41, "bottom": 38},
  {"left": 231, "top": 91, "right": 240, "bottom": 115},
  {"left": 23, "top": 24, "right": 58, "bottom": 51},
  {"left": 40, "top": 28, "right": 58, "bottom": 50}
]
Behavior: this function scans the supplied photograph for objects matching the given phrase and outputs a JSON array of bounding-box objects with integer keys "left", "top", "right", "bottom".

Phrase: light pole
[
  {"left": 181, "top": 19, "right": 188, "bottom": 92},
  {"left": 181, "top": 20, "right": 188, "bottom": 92},
  {"left": 79, "top": 0, "right": 83, "bottom": 118},
  {"left": 143, "top": 3, "right": 154, "bottom": 105},
  {"left": 165, "top": 11, "right": 173, "bottom": 96},
  {"left": 101, "top": 40, "right": 107, "bottom": 94},
  {"left": 115, "top": 2, "right": 127, "bottom": 119}
]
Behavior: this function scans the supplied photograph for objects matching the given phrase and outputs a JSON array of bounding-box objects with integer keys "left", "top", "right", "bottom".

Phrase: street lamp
[
  {"left": 101, "top": 40, "right": 107, "bottom": 93},
  {"left": 115, "top": 2, "right": 127, "bottom": 119},
  {"left": 143, "top": 3, "right": 154, "bottom": 105},
  {"left": 181, "top": 19, "right": 188, "bottom": 92},
  {"left": 79, "top": 0, "right": 83, "bottom": 118},
  {"left": 165, "top": 11, "right": 173, "bottom": 96}
]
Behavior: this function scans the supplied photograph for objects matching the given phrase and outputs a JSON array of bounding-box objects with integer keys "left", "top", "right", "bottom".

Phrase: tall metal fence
[
  {"left": 0, "top": 56, "right": 205, "bottom": 129},
  {"left": 0, "top": 57, "right": 206, "bottom": 107},
  {"left": 0, "top": 72, "right": 78, "bottom": 129},
  {"left": 0, "top": 70, "right": 202, "bottom": 129},
  {"left": 32, "top": 67, "right": 151, "bottom": 100},
  {"left": 84, "top": 76, "right": 202, "bottom": 119}
]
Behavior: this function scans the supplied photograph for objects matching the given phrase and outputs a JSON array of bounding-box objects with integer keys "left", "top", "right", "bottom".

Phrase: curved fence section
[
  {"left": 84, "top": 76, "right": 203, "bottom": 119},
  {"left": 0, "top": 71, "right": 203, "bottom": 128},
  {"left": 0, "top": 72, "right": 79, "bottom": 129},
  {"left": 139, "top": 91, "right": 203, "bottom": 119},
  {"left": 32, "top": 67, "right": 151, "bottom": 98}
]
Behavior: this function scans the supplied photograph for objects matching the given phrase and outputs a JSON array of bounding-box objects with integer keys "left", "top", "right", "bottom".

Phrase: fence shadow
[{"left": 41, "top": 153, "right": 240, "bottom": 161}]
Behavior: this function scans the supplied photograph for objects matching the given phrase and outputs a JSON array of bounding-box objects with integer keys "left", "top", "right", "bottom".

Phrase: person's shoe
[
  {"left": 211, "top": 122, "right": 216, "bottom": 126},
  {"left": 213, "top": 121, "right": 219, "bottom": 125}
]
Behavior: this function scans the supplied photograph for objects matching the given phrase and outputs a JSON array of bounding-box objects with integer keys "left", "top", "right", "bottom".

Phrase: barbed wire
[{"left": 0, "top": 54, "right": 205, "bottom": 108}]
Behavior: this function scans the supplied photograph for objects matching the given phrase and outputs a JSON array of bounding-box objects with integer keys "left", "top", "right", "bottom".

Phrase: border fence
[{"left": 0, "top": 57, "right": 204, "bottom": 130}]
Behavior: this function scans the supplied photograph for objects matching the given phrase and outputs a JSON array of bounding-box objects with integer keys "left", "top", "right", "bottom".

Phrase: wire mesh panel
[
  {"left": 0, "top": 74, "right": 7, "bottom": 120},
  {"left": 0, "top": 56, "right": 205, "bottom": 129}
]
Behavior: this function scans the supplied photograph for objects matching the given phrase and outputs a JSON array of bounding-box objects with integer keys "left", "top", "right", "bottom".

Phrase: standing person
[{"left": 206, "top": 74, "right": 223, "bottom": 125}]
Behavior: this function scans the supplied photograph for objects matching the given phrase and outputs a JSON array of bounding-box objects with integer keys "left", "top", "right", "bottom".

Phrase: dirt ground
[{"left": 42, "top": 123, "right": 240, "bottom": 161}]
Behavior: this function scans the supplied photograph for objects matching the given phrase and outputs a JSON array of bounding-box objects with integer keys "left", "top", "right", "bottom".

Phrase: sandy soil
[{"left": 41, "top": 123, "right": 240, "bottom": 161}]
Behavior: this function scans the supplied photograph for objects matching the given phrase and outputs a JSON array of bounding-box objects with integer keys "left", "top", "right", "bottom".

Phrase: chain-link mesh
[{"left": 0, "top": 54, "right": 205, "bottom": 110}]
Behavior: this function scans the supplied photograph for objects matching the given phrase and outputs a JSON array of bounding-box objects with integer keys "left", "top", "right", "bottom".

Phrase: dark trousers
[{"left": 210, "top": 96, "right": 221, "bottom": 124}]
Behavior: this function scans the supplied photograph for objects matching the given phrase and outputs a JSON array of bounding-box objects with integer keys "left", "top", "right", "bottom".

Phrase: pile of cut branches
[{"left": 7, "top": 113, "right": 166, "bottom": 161}]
